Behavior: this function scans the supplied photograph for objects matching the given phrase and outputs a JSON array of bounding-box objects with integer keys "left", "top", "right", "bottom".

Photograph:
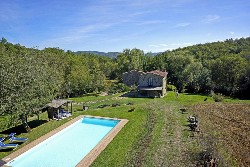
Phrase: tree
[
  {"left": 183, "top": 62, "right": 212, "bottom": 93},
  {"left": 165, "top": 53, "right": 194, "bottom": 91},
  {"left": 0, "top": 43, "right": 64, "bottom": 129},
  {"left": 116, "top": 48, "right": 144, "bottom": 79},
  {"left": 0, "top": 37, "right": 8, "bottom": 44},
  {"left": 238, "top": 67, "right": 250, "bottom": 98},
  {"left": 211, "top": 55, "right": 248, "bottom": 95}
]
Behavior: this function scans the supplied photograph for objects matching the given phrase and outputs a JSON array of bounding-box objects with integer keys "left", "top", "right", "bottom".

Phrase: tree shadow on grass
[
  {"left": 28, "top": 119, "right": 48, "bottom": 129},
  {"left": 0, "top": 120, "right": 48, "bottom": 135},
  {"left": 0, "top": 148, "right": 16, "bottom": 153}
]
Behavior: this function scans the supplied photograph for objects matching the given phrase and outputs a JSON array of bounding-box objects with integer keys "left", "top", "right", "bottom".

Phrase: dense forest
[{"left": 1, "top": 37, "right": 250, "bottom": 127}]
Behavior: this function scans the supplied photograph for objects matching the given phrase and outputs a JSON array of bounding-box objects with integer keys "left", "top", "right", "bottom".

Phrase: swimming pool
[{"left": 5, "top": 116, "right": 121, "bottom": 167}]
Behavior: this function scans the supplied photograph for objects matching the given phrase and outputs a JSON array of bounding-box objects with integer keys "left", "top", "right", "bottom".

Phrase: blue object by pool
[{"left": 6, "top": 117, "right": 120, "bottom": 167}]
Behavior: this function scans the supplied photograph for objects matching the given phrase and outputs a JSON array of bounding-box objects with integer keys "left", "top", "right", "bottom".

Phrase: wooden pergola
[{"left": 46, "top": 99, "right": 73, "bottom": 120}]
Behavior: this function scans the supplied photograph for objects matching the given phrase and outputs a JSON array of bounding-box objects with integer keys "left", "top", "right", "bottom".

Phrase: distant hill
[
  {"left": 151, "top": 52, "right": 162, "bottom": 56},
  {"left": 75, "top": 51, "right": 120, "bottom": 58},
  {"left": 75, "top": 51, "right": 161, "bottom": 58}
]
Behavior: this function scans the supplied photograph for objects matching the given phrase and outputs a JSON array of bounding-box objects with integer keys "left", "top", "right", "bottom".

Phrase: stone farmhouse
[{"left": 122, "top": 70, "right": 168, "bottom": 97}]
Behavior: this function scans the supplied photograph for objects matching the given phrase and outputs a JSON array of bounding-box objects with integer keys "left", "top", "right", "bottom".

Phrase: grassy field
[{"left": 0, "top": 92, "right": 249, "bottom": 166}]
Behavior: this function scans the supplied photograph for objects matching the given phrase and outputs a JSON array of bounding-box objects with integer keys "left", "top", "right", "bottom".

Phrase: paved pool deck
[{"left": 1, "top": 115, "right": 128, "bottom": 167}]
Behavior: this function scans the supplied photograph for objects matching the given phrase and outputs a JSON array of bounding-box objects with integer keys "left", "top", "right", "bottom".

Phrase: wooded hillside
[{"left": 1, "top": 37, "right": 250, "bottom": 127}]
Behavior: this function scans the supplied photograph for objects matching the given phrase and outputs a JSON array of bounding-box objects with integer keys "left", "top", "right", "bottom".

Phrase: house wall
[
  {"left": 162, "top": 77, "right": 167, "bottom": 95},
  {"left": 122, "top": 70, "right": 167, "bottom": 98},
  {"left": 122, "top": 70, "right": 144, "bottom": 86},
  {"left": 138, "top": 73, "right": 163, "bottom": 87}
]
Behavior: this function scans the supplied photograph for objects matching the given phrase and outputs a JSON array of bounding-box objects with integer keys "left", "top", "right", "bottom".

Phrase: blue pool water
[{"left": 6, "top": 117, "right": 120, "bottom": 167}]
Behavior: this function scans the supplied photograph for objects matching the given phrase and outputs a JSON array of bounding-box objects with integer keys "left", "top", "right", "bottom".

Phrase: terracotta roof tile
[{"left": 148, "top": 70, "right": 168, "bottom": 77}]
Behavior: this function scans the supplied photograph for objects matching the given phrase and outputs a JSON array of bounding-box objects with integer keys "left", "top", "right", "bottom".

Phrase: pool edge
[
  {"left": 76, "top": 118, "right": 128, "bottom": 167},
  {"left": 1, "top": 115, "right": 83, "bottom": 167},
  {"left": 1, "top": 115, "right": 128, "bottom": 167}
]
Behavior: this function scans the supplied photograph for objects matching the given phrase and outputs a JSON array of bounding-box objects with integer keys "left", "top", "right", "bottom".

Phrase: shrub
[
  {"left": 97, "top": 104, "right": 110, "bottom": 108},
  {"left": 108, "top": 83, "right": 131, "bottom": 94},
  {"left": 126, "top": 102, "right": 134, "bottom": 105},
  {"left": 167, "top": 84, "right": 177, "bottom": 91},
  {"left": 111, "top": 103, "right": 120, "bottom": 107},
  {"left": 212, "top": 93, "right": 224, "bottom": 102}
]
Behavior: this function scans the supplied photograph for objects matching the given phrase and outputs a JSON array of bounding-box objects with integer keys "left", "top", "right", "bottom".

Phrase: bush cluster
[
  {"left": 108, "top": 83, "right": 131, "bottom": 94},
  {"left": 167, "top": 84, "right": 177, "bottom": 91},
  {"left": 212, "top": 93, "right": 224, "bottom": 102}
]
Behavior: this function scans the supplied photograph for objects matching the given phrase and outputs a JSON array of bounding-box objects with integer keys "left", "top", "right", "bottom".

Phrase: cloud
[
  {"left": 148, "top": 42, "right": 192, "bottom": 52},
  {"left": 0, "top": 2, "right": 18, "bottom": 22},
  {"left": 0, "top": 1, "right": 23, "bottom": 32},
  {"left": 202, "top": 15, "right": 220, "bottom": 23},
  {"left": 40, "top": 22, "right": 115, "bottom": 47},
  {"left": 149, "top": 43, "right": 171, "bottom": 48},
  {"left": 137, "top": 20, "right": 165, "bottom": 25},
  {"left": 129, "top": 11, "right": 147, "bottom": 17},
  {"left": 230, "top": 31, "right": 235, "bottom": 35},
  {"left": 174, "top": 22, "right": 191, "bottom": 28}
]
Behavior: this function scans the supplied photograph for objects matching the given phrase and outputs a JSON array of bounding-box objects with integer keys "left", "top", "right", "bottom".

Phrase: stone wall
[
  {"left": 138, "top": 73, "right": 163, "bottom": 87},
  {"left": 122, "top": 70, "right": 145, "bottom": 86},
  {"left": 122, "top": 70, "right": 167, "bottom": 97},
  {"left": 162, "top": 76, "right": 166, "bottom": 95}
]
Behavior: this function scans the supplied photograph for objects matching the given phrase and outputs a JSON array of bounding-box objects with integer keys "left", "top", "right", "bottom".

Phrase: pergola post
[
  {"left": 66, "top": 102, "right": 69, "bottom": 111},
  {"left": 70, "top": 102, "right": 72, "bottom": 114},
  {"left": 57, "top": 108, "right": 60, "bottom": 121}
]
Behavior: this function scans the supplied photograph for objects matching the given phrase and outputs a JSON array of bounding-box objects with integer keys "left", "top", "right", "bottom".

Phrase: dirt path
[
  {"left": 141, "top": 101, "right": 200, "bottom": 167},
  {"left": 124, "top": 100, "right": 202, "bottom": 167},
  {"left": 148, "top": 104, "right": 188, "bottom": 166}
]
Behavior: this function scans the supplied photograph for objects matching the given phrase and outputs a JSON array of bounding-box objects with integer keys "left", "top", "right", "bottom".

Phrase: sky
[{"left": 0, "top": 0, "right": 250, "bottom": 53}]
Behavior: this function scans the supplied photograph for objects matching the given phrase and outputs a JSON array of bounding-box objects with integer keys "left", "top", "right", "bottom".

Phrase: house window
[{"left": 148, "top": 78, "right": 153, "bottom": 86}]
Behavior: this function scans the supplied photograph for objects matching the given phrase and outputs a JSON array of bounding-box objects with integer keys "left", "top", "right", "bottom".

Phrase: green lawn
[{"left": 1, "top": 92, "right": 249, "bottom": 166}]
